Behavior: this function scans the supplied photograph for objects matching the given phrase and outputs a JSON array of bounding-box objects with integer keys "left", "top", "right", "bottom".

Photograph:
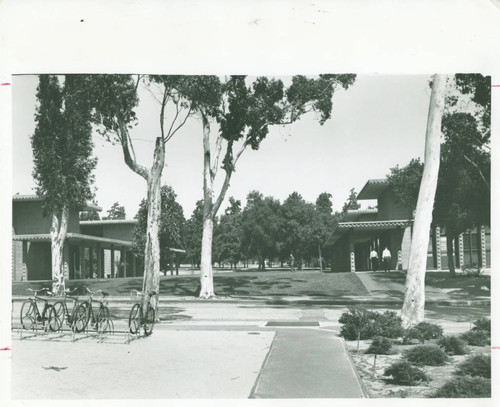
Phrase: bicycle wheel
[
  {"left": 143, "top": 305, "right": 155, "bottom": 336},
  {"left": 128, "top": 303, "right": 140, "bottom": 334},
  {"left": 72, "top": 302, "right": 89, "bottom": 333},
  {"left": 48, "top": 302, "right": 65, "bottom": 332},
  {"left": 41, "top": 304, "right": 54, "bottom": 330},
  {"left": 20, "top": 300, "right": 36, "bottom": 330},
  {"left": 96, "top": 305, "right": 110, "bottom": 334}
]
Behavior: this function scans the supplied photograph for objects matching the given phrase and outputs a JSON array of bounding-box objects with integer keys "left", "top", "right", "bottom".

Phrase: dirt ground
[{"left": 345, "top": 339, "right": 490, "bottom": 398}]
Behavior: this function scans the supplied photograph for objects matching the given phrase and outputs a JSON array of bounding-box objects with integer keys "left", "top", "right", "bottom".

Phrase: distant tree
[
  {"left": 387, "top": 158, "right": 424, "bottom": 213},
  {"left": 312, "top": 192, "right": 337, "bottom": 269},
  {"left": 133, "top": 186, "right": 185, "bottom": 275},
  {"left": 31, "top": 75, "right": 97, "bottom": 294},
  {"left": 213, "top": 197, "right": 242, "bottom": 269},
  {"left": 79, "top": 211, "right": 100, "bottom": 221},
  {"left": 342, "top": 188, "right": 361, "bottom": 214},
  {"left": 240, "top": 191, "right": 282, "bottom": 270},
  {"left": 184, "top": 200, "right": 205, "bottom": 268},
  {"left": 103, "top": 202, "right": 126, "bottom": 220},
  {"left": 280, "top": 192, "right": 316, "bottom": 270}
]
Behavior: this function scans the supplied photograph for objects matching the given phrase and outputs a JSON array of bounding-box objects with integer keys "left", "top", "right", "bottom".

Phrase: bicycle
[
  {"left": 128, "top": 290, "right": 156, "bottom": 336},
  {"left": 47, "top": 288, "right": 88, "bottom": 333},
  {"left": 20, "top": 288, "right": 55, "bottom": 331},
  {"left": 74, "top": 287, "right": 112, "bottom": 334}
]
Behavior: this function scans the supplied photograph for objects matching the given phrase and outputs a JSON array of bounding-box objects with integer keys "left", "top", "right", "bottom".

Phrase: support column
[
  {"left": 96, "top": 244, "right": 102, "bottom": 278},
  {"left": 111, "top": 246, "right": 115, "bottom": 278},
  {"left": 435, "top": 227, "right": 442, "bottom": 270},
  {"left": 132, "top": 254, "right": 137, "bottom": 277},
  {"left": 480, "top": 226, "right": 486, "bottom": 269},
  {"left": 79, "top": 246, "right": 85, "bottom": 279},
  {"left": 458, "top": 234, "right": 464, "bottom": 268},
  {"left": 22, "top": 241, "right": 28, "bottom": 280},
  {"left": 89, "top": 247, "right": 94, "bottom": 278},
  {"left": 122, "top": 248, "right": 127, "bottom": 277}
]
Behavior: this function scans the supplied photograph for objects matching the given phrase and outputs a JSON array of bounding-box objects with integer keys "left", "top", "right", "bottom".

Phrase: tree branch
[
  {"left": 118, "top": 122, "right": 149, "bottom": 180},
  {"left": 166, "top": 105, "right": 193, "bottom": 143},
  {"left": 463, "top": 154, "right": 490, "bottom": 189},
  {"left": 211, "top": 134, "right": 224, "bottom": 178}
]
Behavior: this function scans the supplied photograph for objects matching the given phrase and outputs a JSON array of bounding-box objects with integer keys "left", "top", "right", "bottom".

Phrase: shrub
[
  {"left": 430, "top": 376, "right": 490, "bottom": 398},
  {"left": 373, "top": 311, "right": 405, "bottom": 339},
  {"left": 366, "top": 336, "right": 393, "bottom": 355},
  {"left": 339, "top": 308, "right": 404, "bottom": 340},
  {"left": 460, "top": 330, "right": 490, "bottom": 346},
  {"left": 384, "top": 360, "right": 430, "bottom": 386},
  {"left": 454, "top": 354, "right": 491, "bottom": 379},
  {"left": 438, "top": 336, "right": 469, "bottom": 355},
  {"left": 472, "top": 318, "right": 491, "bottom": 335},
  {"left": 403, "top": 322, "right": 443, "bottom": 344},
  {"left": 404, "top": 344, "right": 449, "bottom": 366}
]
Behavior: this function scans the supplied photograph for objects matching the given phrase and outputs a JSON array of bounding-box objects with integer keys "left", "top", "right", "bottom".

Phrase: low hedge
[
  {"left": 438, "top": 336, "right": 469, "bottom": 355},
  {"left": 366, "top": 336, "right": 393, "bottom": 355},
  {"left": 460, "top": 330, "right": 490, "bottom": 347},
  {"left": 403, "top": 344, "right": 449, "bottom": 366},
  {"left": 430, "top": 376, "right": 491, "bottom": 398},
  {"left": 403, "top": 322, "right": 443, "bottom": 344},
  {"left": 454, "top": 354, "right": 491, "bottom": 379},
  {"left": 339, "top": 307, "right": 404, "bottom": 340},
  {"left": 384, "top": 360, "right": 430, "bottom": 386}
]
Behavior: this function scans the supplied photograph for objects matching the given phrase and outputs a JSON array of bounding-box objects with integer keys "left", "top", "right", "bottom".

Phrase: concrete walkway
[{"left": 251, "top": 329, "right": 364, "bottom": 398}]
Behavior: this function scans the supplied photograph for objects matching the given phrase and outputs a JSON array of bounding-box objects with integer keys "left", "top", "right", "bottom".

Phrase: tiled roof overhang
[
  {"left": 338, "top": 219, "right": 412, "bottom": 230},
  {"left": 12, "top": 195, "right": 102, "bottom": 212},
  {"left": 357, "top": 179, "right": 390, "bottom": 200},
  {"left": 80, "top": 219, "right": 138, "bottom": 225},
  {"left": 13, "top": 233, "right": 132, "bottom": 247},
  {"left": 342, "top": 208, "right": 378, "bottom": 221}
]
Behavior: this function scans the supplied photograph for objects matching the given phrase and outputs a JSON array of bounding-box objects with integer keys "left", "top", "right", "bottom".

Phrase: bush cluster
[
  {"left": 383, "top": 360, "right": 430, "bottom": 386},
  {"left": 403, "top": 344, "right": 449, "bottom": 366},
  {"left": 339, "top": 308, "right": 404, "bottom": 340},
  {"left": 454, "top": 354, "right": 491, "bottom": 379},
  {"left": 366, "top": 336, "right": 393, "bottom": 355},
  {"left": 472, "top": 318, "right": 490, "bottom": 335},
  {"left": 460, "top": 330, "right": 490, "bottom": 346},
  {"left": 430, "top": 376, "right": 491, "bottom": 398},
  {"left": 438, "top": 336, "right": 469, "bottom": 355},
  {"left": 403, "top": 322, "right": 443, "bottom": 344}
]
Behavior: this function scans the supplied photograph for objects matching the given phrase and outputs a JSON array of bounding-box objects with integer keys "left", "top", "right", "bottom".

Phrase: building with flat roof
[
  {"left": 12, "top": 195, "right": 140, "bottom": 281},
  {"left": 327, "top": 180, "right": 490, "bottom": 272}
]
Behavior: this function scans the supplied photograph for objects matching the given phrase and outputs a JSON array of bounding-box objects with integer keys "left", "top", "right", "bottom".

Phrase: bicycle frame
[{"left": 20, "top": 288, "right": 53, "bottom": 331}]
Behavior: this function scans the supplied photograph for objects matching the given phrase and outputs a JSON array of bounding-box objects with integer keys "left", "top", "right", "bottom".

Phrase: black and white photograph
[{"left": 1, "top": 0, "right": 498, "bottom": 404}]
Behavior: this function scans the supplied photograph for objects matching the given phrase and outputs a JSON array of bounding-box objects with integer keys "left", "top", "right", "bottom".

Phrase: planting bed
[{"left": 345, "top": 339, "right": 490, "bottom": 398}]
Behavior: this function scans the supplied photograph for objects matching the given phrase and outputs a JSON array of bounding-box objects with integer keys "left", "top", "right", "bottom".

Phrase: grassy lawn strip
[{"left": 12, "top": 271, "right": 370, "bottom": 298}]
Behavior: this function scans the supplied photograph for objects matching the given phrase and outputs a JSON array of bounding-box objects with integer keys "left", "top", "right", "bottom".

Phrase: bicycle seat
[
  {"left": 149, "top": 291, "right": 157, "bottom": 296},
  {"left": 102, "top": 291, "right": 109, "bottom": 297}
]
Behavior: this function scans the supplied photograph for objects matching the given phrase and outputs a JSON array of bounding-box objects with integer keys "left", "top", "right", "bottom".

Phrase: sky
[{"left": 12, "top": 74, "right": 432, "bottom": 219}]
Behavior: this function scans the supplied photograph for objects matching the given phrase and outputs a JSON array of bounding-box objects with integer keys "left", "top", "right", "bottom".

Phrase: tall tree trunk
[
  {"left": 401, "top": 74, "right": 448, "bottom": 327},
  {"left": 200, "top": 115, "right": 216, "bottom": 298},
  {"left": 50, "top": 205, "right": 69, "bottom": 295},
  {"left": 141, "top": 138, "right": 165, "bottom": 311},
  {"left": 200, "top": 217, "right": 215, "bottom": 297},
  {"left": 446, "top": 234, "right": 456, "bottom": 277}
]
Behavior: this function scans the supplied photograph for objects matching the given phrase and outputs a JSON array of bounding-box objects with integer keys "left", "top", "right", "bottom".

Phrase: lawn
[{"left": 12, "top": 270, "right": 371, "bottom": 298}]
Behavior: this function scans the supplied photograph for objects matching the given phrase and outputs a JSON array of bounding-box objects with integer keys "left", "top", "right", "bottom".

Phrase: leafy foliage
[
  {"left": 472, "top": 317, "right": 491, "bottom": 335},
  {"left": 437, "top": 336, "right": 469, "bottom": 355},
  {"left": 403, "top": 322, "right": 443, "bottom": 344},
  {"left": 184, "top": 200, "right": 204, "bottom": 267},
  {"left": 454, "top": 354, "right": 491, "bottom": 379},
  {"left": 339, "top": 308, "right": 404, "bottom": 340},
  {"left": 366, "top": 336, "right": 393, "bottom": 355},
  {"left": 430, "top": 376, "right": 490, "bottom": 398},
  {"left": 403, "top": 345, "right": 449, "bottom": 366},
  {"left": 213, "top": 197, "right": 242, "bottom": 268},
  {"left": 32, "top": 75, "right": 97, "bottom": 213},
  {"left": 387, "top": 158, "right": 423, "bottom": 213},
  {"left": 341, "top": 188, "right": 361, "bottom": 214},
  {"left": 103, "top": 202, "right": 126, "bottom": 220},
  {"left": 383, "top": 360, "right": 430, "bottom": 386},
  {"left": 133, "top": 186, "right": 185, "bottom": 272},
  {"left": 460, "top": 330, "right": 490, "bottom": 347}
]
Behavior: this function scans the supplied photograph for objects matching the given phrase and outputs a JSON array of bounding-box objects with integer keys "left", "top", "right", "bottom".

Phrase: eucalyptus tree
[
  {"left": 198, "top": 75, "right": 356, "bottom": 297},
  {"left": 401, "top": 74, "right": 449, "bottom": 327},
  {"left": 91, "top": 75, "right": 219, "bottom": 308},
  {"left": 31, "top": 74, "right": 96, "bottom": 294}
]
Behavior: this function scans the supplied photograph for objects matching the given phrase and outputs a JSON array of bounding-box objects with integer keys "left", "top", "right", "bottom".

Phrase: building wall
[
  {"left": 26, "top": 242, "right": 52, "bottom": 280},
  {"left": 330, "top": 233, "right": 351, "bottom": 272},
  {"left": 377, "top": 189, "right": 412, "bottom": 221},
  {"left": 80, "top": 223, "right": 136, "bottom": 241},
  {"left": 13, "top": 201, "right": 80, "bottom": 234}
]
